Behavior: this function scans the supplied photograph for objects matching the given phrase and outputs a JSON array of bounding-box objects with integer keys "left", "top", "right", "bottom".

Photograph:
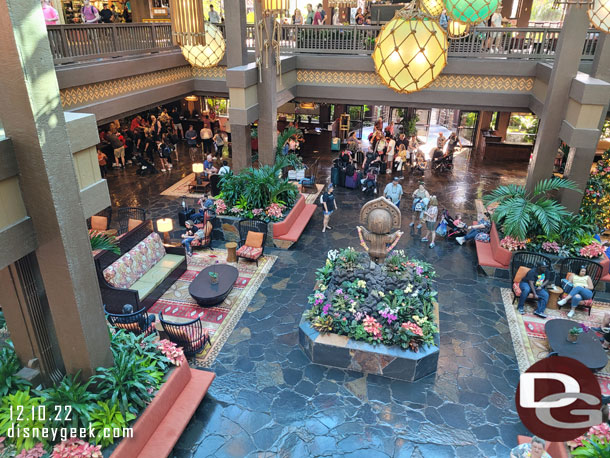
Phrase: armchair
[
  {"left": 117, "top": 206, "right": 147, "bottom": 235},
  {"left": 104, "top": 304, "right": 156, "bottom": 336},
  {"left": 510, "top": 251, "right": 553, "bottom": 304},
  {"left": 159, "top": 312, "right": 210, "bottom": 357},
  {"left": 557, "top": 257, "right": 603, "bottom": 315},
  {"left": 236, "top": 220, "right": 267, "bottom": 266}
]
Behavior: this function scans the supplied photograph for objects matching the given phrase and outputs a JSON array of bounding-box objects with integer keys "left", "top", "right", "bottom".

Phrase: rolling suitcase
[
  {"left": 331, "top": 166, "right": 340, "bottom": 187},
  {"left": 338, "top": 167, "right": 346, "bottom": 187},
  {"left": 345, "top": 172, "right": 358, "bottom": 189}
]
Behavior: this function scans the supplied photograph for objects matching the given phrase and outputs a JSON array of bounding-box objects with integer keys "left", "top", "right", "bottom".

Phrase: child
[{"left": 453, "top": 214, "right": 466, "bottom": 229}]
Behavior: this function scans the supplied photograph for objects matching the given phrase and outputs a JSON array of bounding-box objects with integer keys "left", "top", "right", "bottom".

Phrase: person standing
[
  {"left": 384, "top": 177, "right": 403, "bottom": 207},
  {"left": 355, "top": 7, "right": 365, "bottom": 25},
  {"left": 305, "top": 4, "right": 314, "bottom": 24},
  {"left": 446, "top": 132, "right": 462, "bottom": 156},
  {"left": 439, "top": 9, "right": 449, "bottom": 30},
  {"left": 322, "top": 183, "right": 337, "bottom": 233},
  {"left": 181, "top": 220, "right": 196, "bottom": 257},
  {"left": 99, "top": 4, "right": 113, "bottom": 23},
  {"left": 293, "top": 8, "right": 303, "bottom": 24},
  {"left": 106, "top": 129, "right": 125, "bottom": 168},
  {"left": 436, "top": 132, "right": 446, "bottom": 151},
  {"left": 97, "top": 149, "right": 108, "bottom": 178},
  {"left": 410, "top": 182, "right": 430, "bottom": 228},
  {"left": 170, "top": 107, "right": 183, "bottom": 139},
  {"left": 386, "top": 135, "right": 396, "bottom": 173},
  {"left": 42, "top": 0, "right": 60, "bottom": 25},
  {"left": 421, "top": 196, "right": 438, "bottom": 248},
  {"left": 208, "top": 4, "right": 220, "bottom": 23},
  {"left": 313, "top": 4, "right": 324, "bottom": 25},
  {"left": 185, "top": 125, "right": 199, "bottom": 161},
  {"left": 218, "top": 160, "right": 231, "bottom": 175},
  {"left": 157, "top": 138, "right": 172, "bottom": 172},
  {"left": 516, "top": 262, "right": 550, "bottom": 318},
  {"left": 200, "top": 125, "right": 214, "bottom": 158},
  {"left": 81, "top": 0, "right": 100, "bottom": 23},
  {"left": 213, "top": 129, "right": 225, "bottom": 157}
]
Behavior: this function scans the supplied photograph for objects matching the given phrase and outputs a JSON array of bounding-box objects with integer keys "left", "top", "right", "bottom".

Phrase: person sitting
[
  {"left": 431, "top": 147, "right": 444, "bottom": 169},
  {"left": 455, "top": 213, "right": 492, "bottom": 245},
  {"left": 121, "top": 304, "right": 156, "bottom": 331},
  {"left": 363, "top": 149, "right": 380, "bottom": 171},
  {"left": 181, "top": 220, "right": 197, "bottom": 257},
  {"left": 516, "top": 261, "right": 550, "bottom": 318},
  {"left": 412, "top": 150, "right": 426, "bottom": 174},
  {"left": 361, "top": 166, "right": 378, "bottom": 194},
  {"left": 557, "top": 265, "right": 595, "bottom": 317},
  {"left": 192, "top": 196, "right": 215, "bottom": 223},
  {"left": 203, "top": 154, "right": 218, "bottom": 177},
  {"left": 510, "top": 436, "right": 551, "bottom": 458},
  {"left": 452, "top": 214, "right": 467, "bottom": 229},
  {"left": 218, "top": 160, "right": 231, "bottom": 175},
  {"left": 395, "top": 144, "right": 408, "bottom": 172}
]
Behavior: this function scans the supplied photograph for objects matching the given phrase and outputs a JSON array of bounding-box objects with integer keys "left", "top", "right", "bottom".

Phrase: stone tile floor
[{"left": 106, "top": 147, "right": 537, "bottom": 457}]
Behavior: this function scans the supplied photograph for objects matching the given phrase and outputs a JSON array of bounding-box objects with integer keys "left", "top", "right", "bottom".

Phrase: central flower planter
[{"left": 298, "top": 301, "right": 440, "bottom": 382}]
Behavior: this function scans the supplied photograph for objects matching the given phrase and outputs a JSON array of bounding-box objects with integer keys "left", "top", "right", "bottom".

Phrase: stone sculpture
[{"left": 357, "top": 197, "right": 403, "bottom": 265}]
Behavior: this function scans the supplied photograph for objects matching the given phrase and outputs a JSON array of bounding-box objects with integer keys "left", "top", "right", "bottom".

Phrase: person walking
[
  {"left": 322, "top": 183, "right": 337, "bottom": 233},
  {"left": 157, "top": 138, "right": 172, "bottom": 172},
  {"left": 436, "top": 132, "right": 446, "bottom": 151},
  {"left": 200, "top": 124, "right": 214, "bottom": 158},
  {"left": 410, "top": 182, "right": 430, "bottom": 229},
  {"left": 42, "top": 0, "right": 60, "bottom": 25},
  {"left": 185, "top": 125, "right": 199, "bottom": 161},
  {"left": 81, "top": 0, "right": 100, "bottom": 23},
  {"left": 384, "top": 177, "right": 403, "bottom": 207},
  {"left": 421, "top": 196, "right": 438, "bottom": 248}
]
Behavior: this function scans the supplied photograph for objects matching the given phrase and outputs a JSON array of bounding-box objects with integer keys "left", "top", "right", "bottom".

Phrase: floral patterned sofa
[{"left": 95, "top": 220, "right": 187, "bottom": 312}]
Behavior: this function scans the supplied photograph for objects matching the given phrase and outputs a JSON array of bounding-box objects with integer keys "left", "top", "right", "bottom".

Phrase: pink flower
[
  {"left": 322, "top": 303, "right": 332, "bottom": 314},
  {"left": 156, "top": 339, "right": 185, "bottom": 366},
  {"left": 214, "top": 199, "right": 227, "bottom": 215},
  {"left": 266, "top": 203, "right": 285, "bottom": 219},
  {"left": 17, "top": 444, "right": 47, "bottom": 458},
  {"left": 52, "top": 438, "right": 102, "bottom": 458},
  {"left": 541, "top": 241, "right": 560, "bottom": 254},
  {"left": 363, "top": 316, "right": 383, "bottom": 338},
  {"left": 252, "top": 208, "right": 264, "bottom": 216},
  {"left": 401, "top": 321, "right": 423, "bottom": 336},
  {"left": 500, "top": 236, "right": 527, "bottom": 251},
  {"left": 580, "top": 242, "right": 605, "bottom": 259}
]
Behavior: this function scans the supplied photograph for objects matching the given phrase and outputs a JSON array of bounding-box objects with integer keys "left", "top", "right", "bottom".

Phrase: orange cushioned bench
[
  {"left": 474, "top": 221, "right": 512, "bottom": 272},
  {"left": 599, "top": 253, "right": 610, "bottom": 292},
  {"left": 517, "top": 435, "right": 569, "bottom": 458},
  {"left": 272, "top": 194, "right": 316, "bottom": 249},
  {"left": 111, "top": 359, "right": 214, "bottom": 458}
]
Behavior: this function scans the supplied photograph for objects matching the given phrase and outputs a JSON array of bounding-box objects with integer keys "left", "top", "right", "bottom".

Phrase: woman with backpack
[
  {"left": 157, "top": 136, "right": 172, "bottom": 172},
  {"left": 410, "top": 182, "right": 430, "bottom": 229}
]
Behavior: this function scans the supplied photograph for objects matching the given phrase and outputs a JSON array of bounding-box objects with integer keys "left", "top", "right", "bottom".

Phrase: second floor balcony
[{"left": 47, "top": 23, "right": 600, "bottom": 66}]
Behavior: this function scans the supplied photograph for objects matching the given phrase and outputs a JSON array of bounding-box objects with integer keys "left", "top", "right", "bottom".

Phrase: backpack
[{"left": 346, "top": 163, "right": 355, "bottom": 177}]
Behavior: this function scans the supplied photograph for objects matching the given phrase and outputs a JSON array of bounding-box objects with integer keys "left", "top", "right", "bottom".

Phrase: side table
[
  {"left": 547, "top": 286, "right": 563, "bottom": 310},
  {"left": 226, "top": 242, "right": 237, "bottom": 263}
]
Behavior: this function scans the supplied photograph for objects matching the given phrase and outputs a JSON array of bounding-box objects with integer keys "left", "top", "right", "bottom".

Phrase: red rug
[{"left": 148, "top": 248, "right": 275, "bottom": 367}]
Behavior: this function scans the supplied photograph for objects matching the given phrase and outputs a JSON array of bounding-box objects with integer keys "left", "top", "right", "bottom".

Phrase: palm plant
[
  {"left": 89, "top": 231, "right": 120, "bottom": 254},
  {"left": 276, "top": 127, "right": 302, "bottom": 162},
  {"left": 483, "top": 178, "right": 580, "bottom": 240}
]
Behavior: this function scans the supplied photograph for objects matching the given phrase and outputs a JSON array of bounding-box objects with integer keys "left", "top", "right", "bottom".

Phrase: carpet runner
[
  {"left": 148, "top": 249, "right": 276, "bottom": 367},
  {"left": 501, "top": 288, "right": 610, "bottom": 395}
]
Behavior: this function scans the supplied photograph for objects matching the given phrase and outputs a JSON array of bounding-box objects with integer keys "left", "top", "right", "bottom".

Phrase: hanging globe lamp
[{"left": 444, "top": 0, "right": 500, "bottom": 24}]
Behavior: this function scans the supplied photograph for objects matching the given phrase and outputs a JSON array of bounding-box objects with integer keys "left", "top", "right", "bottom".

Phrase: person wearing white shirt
[
  {"left": 385, "top": 136, "right": 396, "bottom": 173},
  {"left": 200, "top": 126, "right": 213, "bottom": 157},
  {"left": 208, "top": 5, "right": 220, "bottom": 23},
  {"left": 218, "top": 161, "right": 231, "bottom": 175}
]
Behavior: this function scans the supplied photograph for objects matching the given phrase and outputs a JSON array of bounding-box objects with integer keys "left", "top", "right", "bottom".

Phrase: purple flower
[
  {"left": 416, "top": 266, "right": 423, "bottom": 275},
  {"left": 323, "top": 303, "right": 332, "bottom": 314},
  {"left": 336, "top": 289, "right": 344, "bottom": 294}
]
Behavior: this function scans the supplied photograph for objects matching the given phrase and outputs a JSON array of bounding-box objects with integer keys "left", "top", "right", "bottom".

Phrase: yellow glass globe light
[
  {"left": 372, "top": 9, "right": 448, "bottom": 94},
  {"left": 421, "top": 0, "right": 444, "bottom": 17},
  {"left": 445, "top": 0, "right": 500, "bottom": 24},
  {"left": 588, "top": 0, "right": 610, "bottom": 33},
  {"left": 180, "top": 23, "right": 225, "bottom": 68},
  {"left": 447, "top": 19, "right": 470, "bottom": 37}
]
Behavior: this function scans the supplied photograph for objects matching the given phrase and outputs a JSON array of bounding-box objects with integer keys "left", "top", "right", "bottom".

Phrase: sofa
[
  {"left": 475, "top": 221, "right": 512, "bottom": 270},
  {"left": 95, "top": 220, "right": 187, "bottom": 312},
  {"left": 272, "top": 194, "right": 316, "bottom": 249}
]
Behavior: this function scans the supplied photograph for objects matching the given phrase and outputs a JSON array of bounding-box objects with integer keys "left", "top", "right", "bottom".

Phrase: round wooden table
[
  {"left": 189, "top": 264, "right": 239, "bottom": 307},
  {"left": 225, "top": 242, "right": 238, "bottom": 263},
  {"left": 547, "top": 286, "right": 563, "bottom": 310}
]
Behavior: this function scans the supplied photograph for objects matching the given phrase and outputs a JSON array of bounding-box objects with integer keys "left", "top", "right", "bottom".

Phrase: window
[{"left": 506, "top": 113, "right": 539, "bottom": 144}]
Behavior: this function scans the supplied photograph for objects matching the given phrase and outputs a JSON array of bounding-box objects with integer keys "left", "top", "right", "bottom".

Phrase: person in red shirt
[{"left": 130, "top": 115, "right": 143, "bottom": 132}]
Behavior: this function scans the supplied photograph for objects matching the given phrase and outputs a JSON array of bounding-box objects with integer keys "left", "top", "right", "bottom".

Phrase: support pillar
[
  {"left": 254, "top": 2, "right": 278, "bottom": 165},
  {"left": 231, "top": 124, "right": 253, "bottom": 171},
  {"left": 0, "top": 0, "right": 112, "bottom": 377},
  {"left": 515, "top": 0, "right": 533, "bottom": 28},
  {"left": 224, "top": 0, "right": 249, "bottom": 68},
  {"left": 525, "top": 5, "right": 590, "bottom": 193},
  {"left": 130, "top": 0, "right": 150, "bottom": 22},
  {"left": 560, "top": 33, "right": 610, "bottom": 211}
]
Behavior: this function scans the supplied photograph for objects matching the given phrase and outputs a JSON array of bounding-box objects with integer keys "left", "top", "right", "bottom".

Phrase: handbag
[{"left": 436, "top": 219, "right": 447, "bottom": 236}]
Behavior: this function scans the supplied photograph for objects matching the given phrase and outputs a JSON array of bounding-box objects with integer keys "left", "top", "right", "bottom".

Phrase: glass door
[
  {"left": 457, "top": 110, "right": 479, "bottom": 147},
  {"left": 415, "top": 109, "right": 431, "bottom": 140},
  {"left": 347, "top": 105, "right": 364, "bottom": 139}
]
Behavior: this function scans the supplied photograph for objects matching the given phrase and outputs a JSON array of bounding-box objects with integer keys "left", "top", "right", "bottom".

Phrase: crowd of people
[{"left": 97, "top": 105, "right": 231, "bottom": 177}]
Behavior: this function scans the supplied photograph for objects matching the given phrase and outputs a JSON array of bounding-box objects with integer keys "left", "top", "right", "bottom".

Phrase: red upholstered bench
[
  {"left": 600, "top": 253, "right": 610, "bottom": 283},
  {"left": 272, "top": 194, "right": 316, "bottom": 249},
  {"left": 474, "top": 221, "right": 512, "bottom": 271},
  {"left": 517, "top": 435, "right": 569, "bottom": 458}
]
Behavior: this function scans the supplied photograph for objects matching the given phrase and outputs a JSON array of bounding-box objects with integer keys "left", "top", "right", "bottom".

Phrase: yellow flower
[
  {"left": 404, "top": 284, "right": 413, "bottom": 294},
  {"left": 357, "top": 280, "right": 367, "bottom": 289},
  {"left": 378, "top": 291, "right": 385, "bottom": 298},
  {"left": 326, "top": 259, "right": 332, "bottom": 267},
  {"left": 320, "top": 284, "right": 327, "bottom": 291}
]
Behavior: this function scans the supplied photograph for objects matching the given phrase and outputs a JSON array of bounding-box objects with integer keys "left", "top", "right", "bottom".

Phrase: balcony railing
[{"left": 47, "top": 23, "right": 599, "bottom": 65}]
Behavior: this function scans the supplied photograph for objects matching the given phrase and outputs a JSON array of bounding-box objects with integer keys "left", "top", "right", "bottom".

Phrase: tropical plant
[
  {"left": 275, "top": 127, "right": 302, "bottom": 161},
  {"left": 483, "top": 178, "right": 580, "bottom": 240},
  {"left": 0, "top": 390, "right": 48, "bottom": 451},
  {"left": 89, "top": 401, "right": 135, "bottom": 447},
  {"left": 0, "top": 436, "right": 16, "bottom": 458},
  {"left": 0, "top": 310, "right": 5, "bottom": 330},
  {"left": 0, "top": 344, "right": 32, "bottom": 397},
  {"left": 35, "top": 372, "right": 96, "bottom": 430},
  {"left": 400, "top": 113, "right": 419, "bottom": 137},
  {"left": 14, "top": 443, "right": 47, "bottom": 458},
  {"left": 51, "top": 438, "right": 102, "bottom": 458},
  {"left": 89, "top": 231, "right": 120, "bottom": 255},
  {"left": 571, "top": 435, "right": 610, "bottom": 457}
]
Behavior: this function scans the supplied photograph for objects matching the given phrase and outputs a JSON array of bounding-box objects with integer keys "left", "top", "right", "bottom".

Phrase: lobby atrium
[{"left": 1, "top": 0, "right": 610, "bottom": 456}]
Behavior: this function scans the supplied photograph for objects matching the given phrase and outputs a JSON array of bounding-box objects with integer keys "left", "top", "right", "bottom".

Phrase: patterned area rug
[
  {"left": 148, "top": 249, "right": 276, "bottom": 367},
  {"left": 501, "top": 288, "right": 610, "bottom": 395},
  {"left": 160, "top": 173, "right": 205, "bottom": 198}
]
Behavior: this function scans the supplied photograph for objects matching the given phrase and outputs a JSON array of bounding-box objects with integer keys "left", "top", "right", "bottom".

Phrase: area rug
[
  {"left": 148, "top": 249, "right": 276, "bottom": 367},
  {"left": 160, "top": 173, "right": 206, "bottom": 198},
  {"left": 501, "top": 288, "right": 610, "bottom": 395}
]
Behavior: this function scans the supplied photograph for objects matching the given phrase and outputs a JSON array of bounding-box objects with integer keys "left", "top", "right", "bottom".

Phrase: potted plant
[
  {"left": 567, "top": 326, "right": 583, "bottom": 343},
  {"left": 209, "top": 270, "right": 218, "bottom": 284}
]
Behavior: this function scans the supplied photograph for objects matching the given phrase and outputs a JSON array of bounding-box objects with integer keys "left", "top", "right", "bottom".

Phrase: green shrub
[
  {"left": 0, "top": 390, "right": 48, "bottom": 452},
  {"left": 0, "top": 344, "right": 32, "bottom": 398},
  {"left": 89, "top": 401, "right": 135, "bottom": 447}
]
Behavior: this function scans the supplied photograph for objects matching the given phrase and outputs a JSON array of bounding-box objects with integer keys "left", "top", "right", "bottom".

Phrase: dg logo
[{"left": 516, "top": 356, "right": 603, "bottom": 441}]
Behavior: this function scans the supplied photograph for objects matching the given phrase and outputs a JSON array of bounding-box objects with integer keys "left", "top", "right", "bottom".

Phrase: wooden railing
[
  {"left": 47, "top": 23, "right": 173, "bottom": 64},
  {"left": 47, "top": 23, "right": 599, "bottom": 65}
]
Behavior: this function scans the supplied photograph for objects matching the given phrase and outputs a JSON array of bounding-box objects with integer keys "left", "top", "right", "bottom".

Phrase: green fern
[{"left": 89, "top": 232, "right": 120, "bottom": 254}]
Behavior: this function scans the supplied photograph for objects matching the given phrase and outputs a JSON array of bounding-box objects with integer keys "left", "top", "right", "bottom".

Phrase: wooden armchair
[
  {"left": 159, "top": 312, "right": 210, "bottom": 357},
  {"left": 510, "top": 251, "right": 553, "bottom": 304},
  {"left": 104, "top": 304, "right": 156, "bottom": 336},
  {"left": 557, "top": 257, "right": 603, "bottom": 315},
  {"left": 236, "top": 220, "right": 267, "bottom": 266},
  {"left": 117, "top": 207, "right": 147, "bottom": 235}
]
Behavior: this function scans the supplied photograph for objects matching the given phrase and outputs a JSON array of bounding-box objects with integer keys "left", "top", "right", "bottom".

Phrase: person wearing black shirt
[
  {"left": 99, "top": 4, "right": 113, "bottom": 23},
  {"left": 170, "top": 107, "right": 183, "bottom": 139},
  {"left": 432, "top": 148, "right": 444, "bottom": 168},
  {"left": 517, "top": 262, "right": 550, "bottom": 318},
  {"left": 322, "top": 184, "right": 337, "bottom": 233}
]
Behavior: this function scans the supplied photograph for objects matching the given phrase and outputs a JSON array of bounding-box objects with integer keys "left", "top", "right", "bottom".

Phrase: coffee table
[
  {"left": 545, "top": 319, "right": 608, "bottom": 371},
  {"left": 189, "top": 264, "right": 239, "bottom": 306}
]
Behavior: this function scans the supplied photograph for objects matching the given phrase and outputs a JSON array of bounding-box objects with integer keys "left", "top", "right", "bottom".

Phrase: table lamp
[
  {"left": 157, "top": 218, "right": 173, "bottom": 244},
  {"left": 193, "top": 162, "right": 204, "bottom": 185}
]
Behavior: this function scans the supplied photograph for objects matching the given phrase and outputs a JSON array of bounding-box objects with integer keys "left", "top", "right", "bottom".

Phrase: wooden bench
[
  {"left": 474, "top": 221, "right": 512, "bottom": 276},
  {"left": 272, "top": 194, "right": 316, "bottom": 249},
  {"left": 111, "top": 359, "right": 214, "bottom": 458}
]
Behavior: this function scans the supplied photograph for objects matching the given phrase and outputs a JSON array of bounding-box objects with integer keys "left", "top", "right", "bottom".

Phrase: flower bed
[{"left": 299, "top": 248, "right": 440, "bottom": 381}]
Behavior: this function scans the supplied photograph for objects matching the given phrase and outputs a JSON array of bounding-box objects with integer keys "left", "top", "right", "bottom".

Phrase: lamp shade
[
  {"left": 180, "top": 23, "right": 225, "bottom": 68},
  {"left": 169, "top": 0, "right": 206, "bottom": 46},
  {"left": 420, "top": 0, "right": 444, "bottom": 17},
  {"left": 588, "top": 0, "right": 610, "bottom": 33},
  {"left": 263, "top": 0, "right": 288, "bottom": 14},
  {"left": 445, "top": 0, "right": 499, "bottom": 24},
  {"left": 372, "top": 8, "right": 448, "bottom": 94},
  {"left": 157, "top": 218, "right": 173, "bottom": 233},
  {"left": 192, "top": 163, "right": 204, "bottom": 173},
  {"left": 447, "top": 19, "right": 470, "bottom": 37}
]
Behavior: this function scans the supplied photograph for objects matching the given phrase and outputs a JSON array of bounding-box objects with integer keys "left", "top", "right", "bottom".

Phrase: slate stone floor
[{"left": 106, "top": 147, "right": 533, "bottom": 457}]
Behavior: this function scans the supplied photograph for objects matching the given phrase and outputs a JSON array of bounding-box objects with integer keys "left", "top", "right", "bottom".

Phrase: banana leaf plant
[{"left": 89, "top": 231, "right": 120, "bottom": 254}]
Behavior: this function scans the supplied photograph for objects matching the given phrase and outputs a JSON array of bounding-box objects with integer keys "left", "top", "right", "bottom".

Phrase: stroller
[
  {"left": 361, "top": 165, "right": 379, "bottom": 197},
  {"left": 440, "top": 209, "right": 468, "bottom": 240},
  {"left": 135, "top": 153, "right": 158, "bottom": 176},
  {"left": 433, "top": 152, "right": 453, "bottom": 173}
]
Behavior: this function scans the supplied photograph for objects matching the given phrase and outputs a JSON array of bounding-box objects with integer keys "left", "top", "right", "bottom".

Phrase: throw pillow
[
  {"left": 91, "top": 215, "right": 108, "bottom": 231},
  {"left": 128, "top": 218, "right": 143, "bottom": 231},
  {"left": 514, "top": 266, "right": 531, "bottom": 284},
  {"left": 245, "top": 231, "right": 264, "bottom": 248}
]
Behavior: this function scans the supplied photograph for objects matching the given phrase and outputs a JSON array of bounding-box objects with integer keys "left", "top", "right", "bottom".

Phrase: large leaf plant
[{"left": 483, "top": 178, "right": 580, "bottom": 240}]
